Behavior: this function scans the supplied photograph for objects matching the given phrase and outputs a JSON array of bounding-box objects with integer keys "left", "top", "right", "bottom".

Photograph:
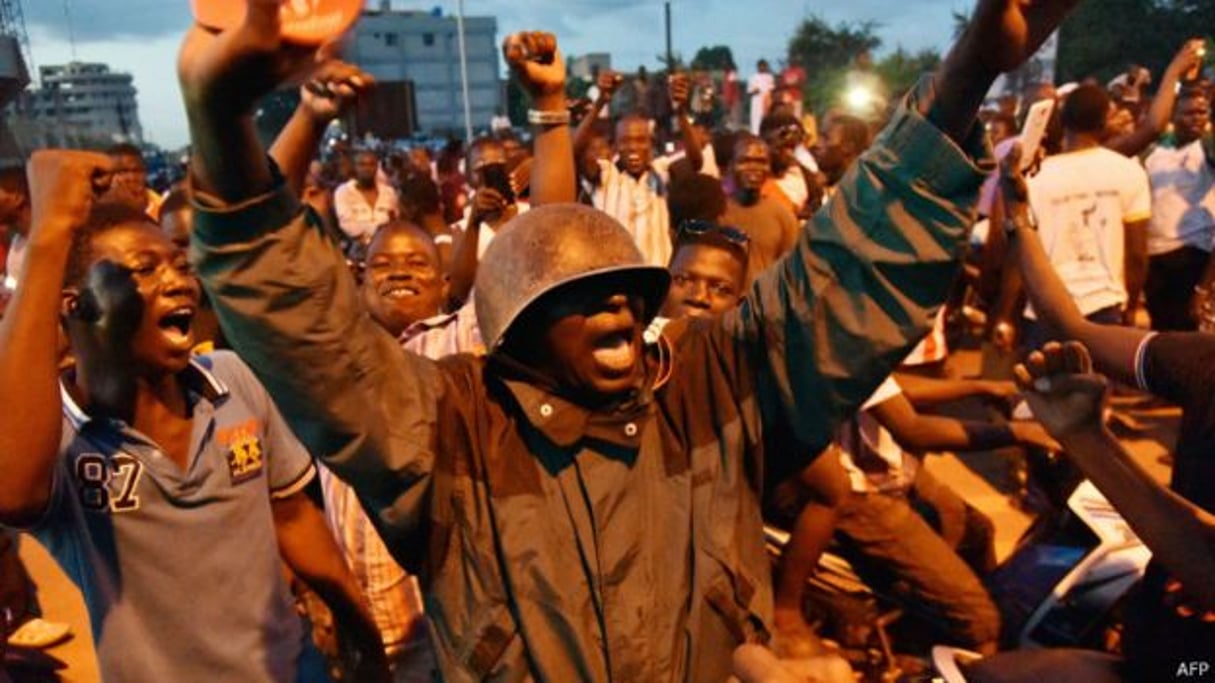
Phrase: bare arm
[
  {"left": 272, "top": 491, "right": 390, "bottom": 682},
  {"left": 1018, "top": 342, "right": 1215, "bottom": 609},
  {"left": 504, "top": 32, "right": 574, "bottom": 206},
  {"left": 1123, "top": 219, "right": 1149, "bottom": 322},
  {"left": 893, "top": 372, "right": 1016, "bottom": 408},
  {"left": 574, "top": 70, "right": 619, "bottom": 161},
  {"left": 0, "top": 151, "right": 110, "bottom": 526},
  {"left": 669, "top": 73, "right": 704, "bottom": 172},
  {"left": 872, "top": 393, "right": 1057, "bottom": 454},
  {"left": 924, "top": 0, "right": 1079, "bottom": 145},
  {"left": 1001, "top": 143, "right": 1149, "bottom": 384},
  {"left": 445, "top": 195, "right": 499, "bottom": 311},
  {"left": 1105, "top": 40, "right": 1205, "bottom": 158},
  {"left": 270, "top": 63, "right": 372, "bottom": 197}
]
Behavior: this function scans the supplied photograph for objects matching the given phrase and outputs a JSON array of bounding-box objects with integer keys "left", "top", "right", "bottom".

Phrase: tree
[
  {"left": 691, "top": 45, "right": 737, "bottom": 72},
  {"left": 876, "top": 48, "right": 941, "bottom": 100},
  {"left": 1057, "top": 0, "right": 1214, "bottom": 85},
  {"left": 786, "top": 15, "right": 882, "bottom": 114}
]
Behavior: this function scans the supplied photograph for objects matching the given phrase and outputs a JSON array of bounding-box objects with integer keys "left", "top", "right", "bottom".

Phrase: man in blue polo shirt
[{"left": 0, "top": 151, "right": 389, "bottom": 682}]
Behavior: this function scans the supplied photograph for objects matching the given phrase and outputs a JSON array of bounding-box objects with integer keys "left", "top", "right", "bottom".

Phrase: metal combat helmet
[{"left": 474, "top": 203, "right": 671, "bottom": 351}]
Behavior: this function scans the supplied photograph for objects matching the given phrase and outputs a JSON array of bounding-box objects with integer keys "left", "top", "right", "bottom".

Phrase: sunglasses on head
[{"left": 676, "top": 220, "right": 751, "bottom": 248}]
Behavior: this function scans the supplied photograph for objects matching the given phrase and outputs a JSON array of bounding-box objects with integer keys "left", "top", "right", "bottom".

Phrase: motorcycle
[{"left": 765, "top": 473, "right": 1150, "bottom": 682}]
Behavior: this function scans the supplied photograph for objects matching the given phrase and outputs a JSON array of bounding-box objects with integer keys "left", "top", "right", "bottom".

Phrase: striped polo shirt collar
[{"left": 60, "top": 357, "right": 231, "bottom": 431}]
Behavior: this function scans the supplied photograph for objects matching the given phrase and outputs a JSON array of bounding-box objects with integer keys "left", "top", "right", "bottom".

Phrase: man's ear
[
  {"left": 61, "top": 288, "right": 79, "bottom": 321},
  {"left": 62, "top": 286, "right": 100, "bottom": 324}
]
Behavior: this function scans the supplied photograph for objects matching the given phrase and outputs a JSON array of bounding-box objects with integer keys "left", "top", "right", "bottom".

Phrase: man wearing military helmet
[{"left": 181, "top": 0, "right": 1080, "bottom": 679}]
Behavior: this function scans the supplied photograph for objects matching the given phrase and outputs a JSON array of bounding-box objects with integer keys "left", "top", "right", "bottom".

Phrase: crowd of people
[{"left": 0, "top": 0, "right": 1213, "bottom": 681}]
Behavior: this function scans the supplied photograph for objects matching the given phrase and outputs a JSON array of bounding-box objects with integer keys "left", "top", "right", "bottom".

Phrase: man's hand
[
  {"left": 669, "top": 72, "right": 691, "bottom": 114},
  {"left": 1014, "top": 341, "right": 1108, "bottom": 439},
  {"left": 503, "top": 31, "right": 565, "bottom": 111},
  {"left": 596, "top": 69, "right": 623, "bottom": 104},
  {"left": 178, "top": 0, "right": 323, "bottom": 118},
  {"left": 336, "top": 621, "right": 392, "bottom": 683},
  {"left": 468, "top": 188, "right": 509, "bottom": 226},
  {"left": 961, "top": 0, "right": 1082, "bottom": 76},
  {"left": 26, "top": 150, "right": 113, "bottom": 244},
  {"left": 299, "top": 60, "right": 374, "bottom": 124},
  {"left": 1164, "top": 39, "right": 1206, "bottom": 81}
]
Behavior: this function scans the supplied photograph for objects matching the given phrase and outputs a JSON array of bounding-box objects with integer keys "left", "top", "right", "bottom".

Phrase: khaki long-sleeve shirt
[{"left": 192, "top": 80, "right": 989, "bottom": 682}]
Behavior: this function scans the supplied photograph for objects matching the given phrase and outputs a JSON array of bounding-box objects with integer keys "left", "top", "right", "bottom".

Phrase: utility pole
[
  {"left": 664, "top": 2, "right": 673, "bottom": 70},
  {"left": 456, "top": 0, "right": 473, "bottom": 142}
]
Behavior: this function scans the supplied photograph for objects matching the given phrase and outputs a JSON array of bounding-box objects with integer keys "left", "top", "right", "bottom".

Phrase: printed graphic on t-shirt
[
  {"left": 218, "top": 419, "right": 265, "bottom": 485},
  {"left": 74, "top": 453, "right": 143, "bottom": 514}
]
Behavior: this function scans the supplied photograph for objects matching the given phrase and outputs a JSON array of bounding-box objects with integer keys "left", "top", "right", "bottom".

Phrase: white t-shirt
[
  {"left": 1026, "top": 147, "right": 1152, "bottom": 318},
  {"left": 836, "top": 377, "right": 915, "bottom": 494},
  {"left": 1145, "top": 139, "right": 1215, "bottom": 255},
  {"left": 748, "top": 72, "right": 775, "bottom": 133},
  {"left": 334, "top": 180, "right": 400, "bottom": 242}
]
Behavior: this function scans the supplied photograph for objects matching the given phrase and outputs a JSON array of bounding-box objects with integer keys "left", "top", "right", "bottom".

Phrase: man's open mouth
[
  {"left": 157, "top": 306, "right": 196, "bottom": 348},
  {"left": 591, "top": 331, "right": 637, "bottom": 375}
]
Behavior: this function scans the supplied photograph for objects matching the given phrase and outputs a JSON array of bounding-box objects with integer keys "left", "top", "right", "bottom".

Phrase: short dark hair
[
  {"left": 0, "top": 165, "right": 28, "bottom": 197},
  {"left": 670, "top": 228, "right": 749, "bottom": 283},
  {"left": 829, "top": 114, "right": 871, "bottom": 155},
  {"left": 759, "top": 111, "right": 801, "bottom": 138},
  {"left": 731, "top": 133, "right": 766, "bottom": 157},
  {"left": 668, "top": 173, "right": 726, "bottom": 228},
  {"left": 1061, "top": 84, "right": 1111, "bottom": 135},
  {"left": 399, "top": 175, "right": 442, "bottom": 219},
  {"left": 1177, "top": 86, "right": 1210, "bottom": 106},
  {"left": 366, "top": 220, "right": 440, "bottom": 263},
  {"left": 64, "top": 202, "right": 157, "bottom": 288},
  {"left": 106, "top": 143, "right": 144, "bottom": 163}
]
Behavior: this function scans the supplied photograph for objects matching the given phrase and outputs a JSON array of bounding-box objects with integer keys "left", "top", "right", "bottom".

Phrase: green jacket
[{"left": 192, "top": 80, "right": 989, "bottom": 682}]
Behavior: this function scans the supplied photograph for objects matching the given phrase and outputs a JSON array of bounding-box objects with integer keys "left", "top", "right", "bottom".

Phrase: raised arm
[
  {"left": 719, "top": 0, "right": 1081, "bottom": 454},
  {"left": 1105, "top": 40, "right": 1205, "bottom": 157},
  {"left": 1004, "top": 145, "right": 1149, "bottom": 385},
  {"left": 669, "top": 73, "right": 704, "bottom": 172},
  {"left": 270, "top": 60, "right": 373, "bottom": 197},
  {"left": 181, "top": 2, "right": 448, "bottom": 540},
  {"left": 574, "top": 70, "right": 620, "bottom": 161},
  {"left": 926, "top": 0, "right": 1079, "bottom": 144},
  {"left": 1017, "top": 342, "right": 1215, "bottom": 609},
  {"left": 0, "top": 151, "right": 111, "bottom": 526},
  {"left": 504, "top": 32, "right": 575, "bottom": 205}
]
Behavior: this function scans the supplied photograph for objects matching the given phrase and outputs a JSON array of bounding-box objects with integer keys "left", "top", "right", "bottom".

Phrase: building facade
[
  {"left": 20, "top": 62, "right": 143, "bottom": 144},
  {"left": 349, "top": 7, "right": 500, "bottom": 135}
]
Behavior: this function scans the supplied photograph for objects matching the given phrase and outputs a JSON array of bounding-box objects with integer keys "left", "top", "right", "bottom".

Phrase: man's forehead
[
  {"left": 94, "top": 221, "right": 177, "bottom": 255},
  {"left": 617, "top": 118, "right": 651, "bottom": 137},
  {"left": 673, "top": 243, "right": 744, "bottom": 276},
  {"left": 472, "top": 142, "right": 507, "bottom": 166},
  {"left": 369, "top": 226, "right": 438, "bottom": 260}
]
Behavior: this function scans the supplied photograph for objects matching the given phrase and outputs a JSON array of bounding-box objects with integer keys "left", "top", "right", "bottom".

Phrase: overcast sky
[{"left": 24, "top": 0, "right": 962, "bottom": 147}]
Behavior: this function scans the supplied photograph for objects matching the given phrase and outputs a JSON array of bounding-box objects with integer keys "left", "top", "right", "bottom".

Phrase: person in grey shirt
[{"left": 0, "top": 151, "right": 389, "bottom": 683}]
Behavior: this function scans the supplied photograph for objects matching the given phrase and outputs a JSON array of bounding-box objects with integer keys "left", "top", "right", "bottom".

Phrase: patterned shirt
[{"left": 319, "top": 302, "right": 483, "bottom": 654}]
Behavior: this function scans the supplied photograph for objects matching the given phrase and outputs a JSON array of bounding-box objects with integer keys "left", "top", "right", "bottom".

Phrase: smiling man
[
  {"left": 182, "top": 1, "right": 1078, "bottom": 679},
  {"left": 0, "top": 151, "right": 388, "bottom": 682}
]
